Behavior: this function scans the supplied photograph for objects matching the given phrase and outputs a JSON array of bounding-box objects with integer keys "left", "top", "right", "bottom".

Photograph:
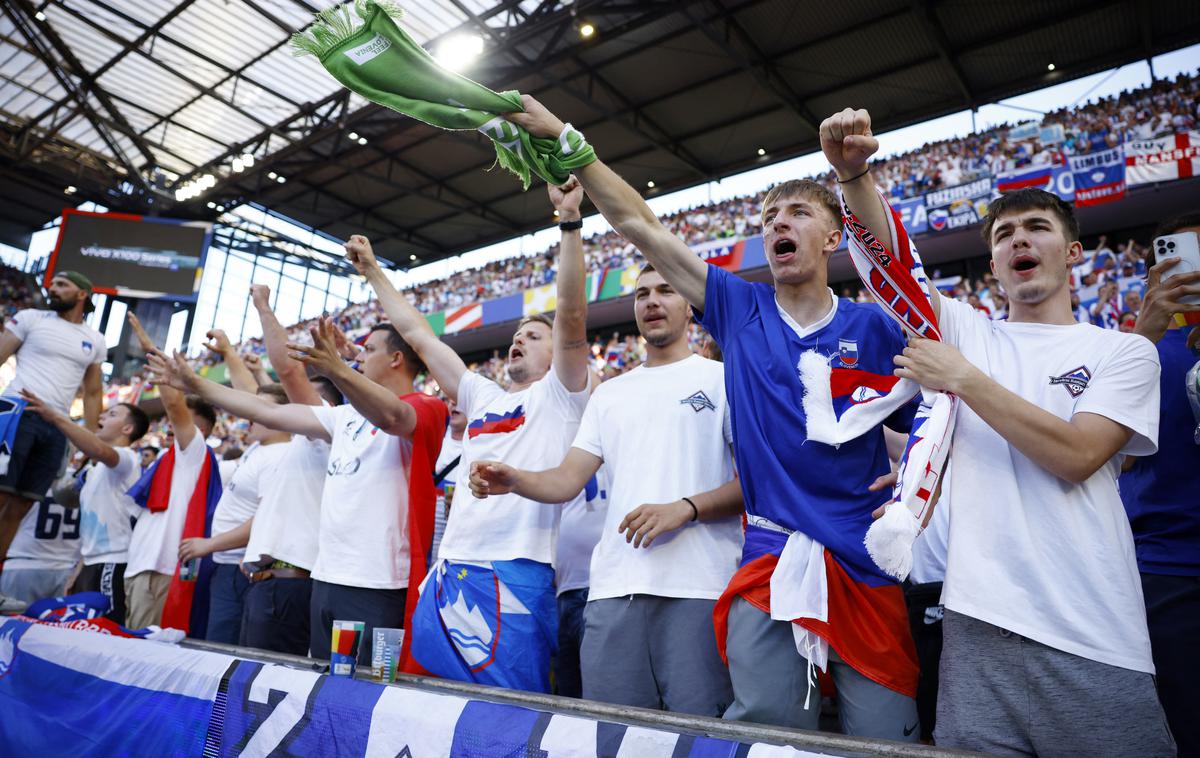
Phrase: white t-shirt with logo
[
  {"left": 309, "top": 404, "right": 414, "bottom": 589},
  {"left": 79, "top": 446, "right": 141, "bottom": 564},
  {"left": 210, "top": 441, "right": 290, "bottom": 565},
  {"left": 3, "top": 309, "right": 105, "bottom": 413},
  {"left": 938, "top": 295, "right": 1160, "bottom": 673},
  {"left": 243, "top": 435, "right": 329, "bottom": 571},
  {"left": 125, "top": 430, "right": 208, "bottom": 579},
  {"left": 573, "top": 354, "right": 742, "bottom": 601},
  {"left": 556, "top": 464, "right": 608, "bottom": 595},
  {"left": 4, "top": 498, "right": 82, "bottom": 571},
  {"left": 438, "top": 369, "right": 590, "bottom": 566}
]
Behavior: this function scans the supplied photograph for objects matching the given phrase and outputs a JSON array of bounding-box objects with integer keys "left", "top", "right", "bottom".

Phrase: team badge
[
  {"left": 1049, "top": 366, "right": 1092, "bottom": 398},
  {"left": 81, "top": 340, "right": 93, "bottom": 354},
  {"left": 679, "top": 390, "right": 716, "bottom": 413},
  {"left": 836, "top": 339, "right": 859, "bottom": 368}
]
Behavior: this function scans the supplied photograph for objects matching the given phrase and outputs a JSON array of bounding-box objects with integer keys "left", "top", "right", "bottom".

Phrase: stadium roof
[{"left": 3, "top": 0, "right": 1200, "bottom": 266}]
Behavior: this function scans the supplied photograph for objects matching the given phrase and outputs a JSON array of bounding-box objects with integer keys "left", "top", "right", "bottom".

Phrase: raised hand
[
  {"left": 549, "top": 175, "right": 584, "bottom": 219},
  {"left": 468, "top": 460, "right": 518, "bottom": 499},
  {"left": 503, "top": 94, "right": 566, "bottom": 140},
  {"left": 618, "top": 500, "right": 693, "bottom": 549},
  {"left": 819, "top": 107, "right": 879, "bottom": 180},
  {"left": 250, "top": 284, "right": 272, "bottom": 311},
  {"left": 286, "top": 317, "right": 347, "bottom": 378},
  {"left": 204, "top": 329, "right": 233, "bottom": 357},
  {"left": 127, "top": 312, "right": 157, "bottom": 352},
  {"left": 1135, "top": 256, "right": 1200, "bottom": 344},
  {"left": 147, "top": 350, "right": 201, "bottom": 393},
  {"left": 243, "top": 353, "right": 263, "bottom": 371},
  {"left": 344, "top": 234, "right": 380, "bottom": 276}
]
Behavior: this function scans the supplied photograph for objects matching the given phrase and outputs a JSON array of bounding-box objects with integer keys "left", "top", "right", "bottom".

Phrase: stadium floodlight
[
  {"left": 216, "top": 205, "right": 225, "bottom": 212},
  {"left": 276, "top": 175, "right": 287, "bottom": 184},
  {"left": 175, "top": 189, "right": 188, "bottom": 201},
  {"left": 268, "top": 171, "right": 278, "bottom": 180},
  {"left": 199, "top": 174, "right": 216, "bottom": 188},
  {"left": 579, "top": 22, "right": 595, "bottom": 38},
  {"left": 232, "top": 157, "right": 245, "bottom": 172},
  {"left": 757, "top": 147, "right": 766, "bottom": 156},
  {"left": 357, "top": 137, "right": 368, "bottom": 145},
  {"left": 35, "top": 11, "right": 45, "bottom": 20},
  {"left": 435, "top": 34, "right": 484, "bottom": 71},
  {"left": 64, "top": 186, "right": 76, "bottom": 194},
  {"left": 348, "top": 131, "right": 359, "bottom": 140},
  {"left": 241, "top": 153, "right": 255, "bottom": 167},
  {"left": 206, "top": 201, "right": 216, "bottom": 209},
  {"left": 1047, "top": 63, "right": 1056, "bottom": 71},
  {"left": 646, "top": 180, "right": 656, "bottom": 188},
  {"left": 410, "top": 254, "right": 417, "bottom": 261}
]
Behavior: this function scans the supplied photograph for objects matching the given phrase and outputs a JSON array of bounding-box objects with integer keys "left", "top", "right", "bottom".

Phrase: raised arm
[
  {"left": 243, "top": 353, "right": 272, "bottom": 387},
  {"left": 251, "top": 284, "right": 321, "bottom": 405},
  {"left": 81, "top": 362, "right": 103, "bottom": 431},
  {"left": 128, "top": 312, "right": 197, "bottom": 451},
  {"left": 820, "top": 108, "right": 942, "bottom": 323},
  {"left": 147, "top": 350, "right": 330, "bottom": 442},
  {"left": 287, "top": 317, "right": 417, "bottom": 437},
  {"left": 504, "top": 96, "right": 709, "bottom": 310},
  {"left": 548, "top": 177, "right": 590, "bottom": 392},
  {"left": 19, "top": 389, "right": 120, "bottom": 468},
  {"left": 467, "top": 447, "right": 602, "bottom": 504},
  {"left": 344, "top": 235, "right": 470, "bottom": 401},
  {"left": 203, "top": 329, "right": 257, "bottom": 393}
]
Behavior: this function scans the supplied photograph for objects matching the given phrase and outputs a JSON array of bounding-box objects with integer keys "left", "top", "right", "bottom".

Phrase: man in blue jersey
[
  {"left": 505, "top": 98, "right": 920, "bottom": 739},
  {"left": 1123, "top": 212, "right": 1200, "bottom": 757}
]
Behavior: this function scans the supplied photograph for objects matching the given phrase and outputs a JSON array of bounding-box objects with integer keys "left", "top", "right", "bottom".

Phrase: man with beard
[
  {"left": 345, "top": 179, "right": 591, "bottom": 692},
  {"left": 469, "top": 265, "right": 744, "bottom": 715},
  {"left": 0, "top": 272, "right": 104, "bottom": 605}
]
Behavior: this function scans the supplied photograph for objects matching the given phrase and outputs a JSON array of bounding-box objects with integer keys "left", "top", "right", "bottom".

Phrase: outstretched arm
[
  {"left": 147, "top": 350, "right": 330, "bottom": 442},
  {"left": 287, "top": 317, "right": 417, "bottom": 437},
  {"left": 128, "top": 313, "right": 198, "bottom": 451},
  {"left": 618, "top": 475, "right": 744, "bottom": 549},
  {"left": 548, "top": 177, "right": 590, "bottom": 392},
  {"left": 344, "top": 235, "right": 469, "bottom": 401},
  {"left": 203, "top": 329, "right": 258, "bottom": 393},
  {"left": 251, "top": 284, "right": 321, "bottom": 405},
  {"left": 19, "top": 389, "right": 121, "bottom": 468},
  {"left": 820, "top": 108, "right": 942, "bottom": 323},
  {"left": 505, "top": 96, "right": 709, "bottom": 310},
  {"left": 467, "top": 447, "right": 602, "bottom": 504}
]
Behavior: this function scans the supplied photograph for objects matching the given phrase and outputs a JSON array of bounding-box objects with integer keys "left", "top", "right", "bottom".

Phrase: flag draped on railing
[{"left": 802, "top": 189, "right": 956, "bottom": 579}]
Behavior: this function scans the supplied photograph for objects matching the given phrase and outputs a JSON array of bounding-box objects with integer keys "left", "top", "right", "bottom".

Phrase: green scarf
[{"left": 291, "top": 0, "right": 595, "bottom": 189}]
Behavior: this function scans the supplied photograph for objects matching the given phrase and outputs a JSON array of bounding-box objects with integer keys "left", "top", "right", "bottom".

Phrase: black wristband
[
  {"left": 558, "top": 218, "right": 583, "bottom": 231},
  {"left": 682, "top": 496, "right": 698, "bottom": 522},
  {"left": 836, "top": 166, "right": 870, "bottom": 184}
]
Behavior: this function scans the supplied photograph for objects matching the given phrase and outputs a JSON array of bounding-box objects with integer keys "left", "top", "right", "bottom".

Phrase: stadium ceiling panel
[{"left": 0, "top": 0, "right": 1198, "bottom": 265}]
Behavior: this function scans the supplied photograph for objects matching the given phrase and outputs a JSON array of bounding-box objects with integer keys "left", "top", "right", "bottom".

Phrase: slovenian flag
[{"left": 996, "top": 165, "right": 1055, "bottom": 193}]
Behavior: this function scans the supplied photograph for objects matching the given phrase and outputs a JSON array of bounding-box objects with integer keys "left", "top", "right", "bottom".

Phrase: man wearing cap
[{"left": 0, "top": 271, "right": 106, "bottom": 582}]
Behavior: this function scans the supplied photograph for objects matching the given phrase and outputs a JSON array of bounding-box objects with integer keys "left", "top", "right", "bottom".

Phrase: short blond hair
[{"left": 761, "top": 179, "right": 841, "bottom": 231}]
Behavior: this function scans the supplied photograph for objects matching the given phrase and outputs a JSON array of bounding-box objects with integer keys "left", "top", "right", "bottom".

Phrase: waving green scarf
[{"left": 291, "top": 0, "right": 595, "bottom": 189}]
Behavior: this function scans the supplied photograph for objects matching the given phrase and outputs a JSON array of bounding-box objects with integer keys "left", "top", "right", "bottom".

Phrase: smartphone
[{"left": 1153, "top": 232, "right": 1200, "bottom": 307}]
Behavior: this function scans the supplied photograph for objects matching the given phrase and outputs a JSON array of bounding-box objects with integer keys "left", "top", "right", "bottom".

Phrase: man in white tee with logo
[
  {"left": 18, "top": 391, "right": 149, "bottom": 624},
  {"left": 471, "top": 266, "right": 745, "bottom": 715},
  {"left": 0, "top": 271, "right": 104, "bottom": 572},
  {"left": 345, "top": 179, "right": 591, "bottom": 692},
  {"left": 832, "top": 108, "right": 1174, "bottom": 757}
]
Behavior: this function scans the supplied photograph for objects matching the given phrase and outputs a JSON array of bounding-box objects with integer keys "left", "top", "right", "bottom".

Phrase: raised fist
[
  {"left": 344, "top": 234, "right": 379, "bottom": 275},
  {"left": 820, "top": 108, "right": 879, "bottom": 180}
]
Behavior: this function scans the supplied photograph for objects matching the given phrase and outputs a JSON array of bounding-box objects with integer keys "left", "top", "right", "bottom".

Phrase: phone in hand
[{"left": 1153, "top": 232, "right": 1200, "bottom": 308}]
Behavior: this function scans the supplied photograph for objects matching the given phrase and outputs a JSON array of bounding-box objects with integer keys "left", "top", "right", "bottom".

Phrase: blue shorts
[{"left": 0, "top": 412, "right": 67, "bottom": 501}]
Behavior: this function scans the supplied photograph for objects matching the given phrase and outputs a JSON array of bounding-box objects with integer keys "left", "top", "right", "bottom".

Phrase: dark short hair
[
  {"left": 255, "top": 383, "right": 289, "bottom": 404},
  {"left": 117, "top": 403, "right": 149, "bottom": 442},
  {"left": 636, "top": 263, "right": 657, "bottom": 280},
  {"left": 185, "top": 395, "right": 217, "bottom": 433},
  {"left": 369, "top": 323, "right": 425, "bottom": 377},
  {"left": 515, "top": 314, "right": 553, "bottom": 332},
  {"left": 982, "top": 188, "right": 1079, "bottom": 245},
  {"left": 308, "top": 373, "right": 343, "bottom": 406},
  {"left": 761, "top": 179, "right": 841, "bottom": 231},
  {"left": 222, "top": 446, "right": 244, "bottom": 461}
]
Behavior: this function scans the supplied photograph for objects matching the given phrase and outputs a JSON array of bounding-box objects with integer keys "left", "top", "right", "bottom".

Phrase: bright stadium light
[
  {"left": 410, "top": 254, "right": 417, "bottom": 261},
  {"left": 268, "top": 171, "right": 278, "bottom": 180},
  {"left": 646, "top": 180, "right": 656, "bottom": 188},
  {"left": 757, "top": 147, "right": 766, "bottom": 156},
  {"left": 357, "top": 137, "right": 368, "bottom": 145},
  {"left": 199, "top": 173, "right": 215, "bottom": 188},
  {"left": 240, "top": 153, "right": 255, "bottom": 167},
  {"left": 276, "top": 175, "right": 286, "bottom": 184},
  {"left": 206, "top": 201, "right": 216, "bottom": 209},
  {"left": 232, "top": 157, "right": 245, "bottom": 172},
  {"left": 348, "top": 131, "right": 359, "bottom": 140},
  {"left": 435, "top": 34, "right": 484, "bottom": 71},
  {"left": 64, "top": 185, "right": 76, "bottom": 194},
  {"left": 579, "top": 22, "right": 595, "bottom": 38},
  {"left": 35, "top": 11, "right": 46, "bottom": 20},
  {"left": 175, "top": 189, "right": 187, "bottom": 201},
  {"left": 1047, "top": 63, "right": 1056, "bottom": 71}
]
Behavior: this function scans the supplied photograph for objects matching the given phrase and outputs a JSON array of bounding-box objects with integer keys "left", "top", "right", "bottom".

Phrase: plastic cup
[
  {"left": 330, "top": 619, "right": 365, "bottom": 676},
  {"left": 371, "top": 627, "right": 405, "bottom": 682}
]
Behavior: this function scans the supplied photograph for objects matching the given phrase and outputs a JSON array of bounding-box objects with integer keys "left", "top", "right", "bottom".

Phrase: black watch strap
[{"left": 558, "top": 219, "right": 583, "bottom": 231}]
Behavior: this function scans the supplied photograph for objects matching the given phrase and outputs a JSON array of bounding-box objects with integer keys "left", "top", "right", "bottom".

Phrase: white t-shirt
[
  {"left": 439, "top": 369, "right": 590, "bottom": 566},
  {"left": 309, "top": 404, "right": 414, "bottom": 589},
  {"left": 210, "top": 441, "right": 290, "bottom": 565},
  {"left": 573, "top": 354, "right": 742, "bottom": 601},
  {"left": 3, "top": 309, "right": 105, "bottom": 413},
  {"left": 556, "top": 464, "right": 608, "bottom": 595},
  {"left": 938, "top": 295, "right": 1160, "bottom": 673},
  {"left": 4, "top": 498, "right": 82, "bottom": 571},
  {"left": 431, "top": 433, "right": 463, "bottom": 563},
  {"left": 243, "top": 435, "right": 329, "bottom": 570},
  {"left": 79, "top": 446, "right": 141, "bottom": 564},
  {"left": 125, "top": 430, "right": 209, "bottom": 579}
]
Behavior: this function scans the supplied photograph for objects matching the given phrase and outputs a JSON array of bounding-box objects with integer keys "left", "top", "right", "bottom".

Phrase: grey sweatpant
[
  {"left": 936, "top": 609, "right": 1175, "bottom": 757},
  {"left": 581, "top": 594, "right": 732, "bottom": 717}
]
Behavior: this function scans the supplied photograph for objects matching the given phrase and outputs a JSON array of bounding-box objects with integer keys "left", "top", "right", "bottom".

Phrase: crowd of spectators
[{"left": 0, "top": 265, "right": 39, "bottom": 327}]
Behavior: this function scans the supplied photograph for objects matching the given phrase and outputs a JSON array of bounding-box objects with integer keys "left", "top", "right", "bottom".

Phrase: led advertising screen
[{"left": 46, "top": 210, "right": 212, "bottom": 301}]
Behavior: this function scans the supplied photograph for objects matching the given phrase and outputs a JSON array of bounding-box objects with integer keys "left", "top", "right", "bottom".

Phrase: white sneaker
[{"left": 0, "top": 592, "right": 29, "bottom": 615}]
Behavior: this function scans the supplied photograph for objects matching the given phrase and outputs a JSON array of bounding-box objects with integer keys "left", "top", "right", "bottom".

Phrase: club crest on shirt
[
  {"left": 679, "top": 390, "right": 716, "bottom": 413},
  {"left": 1049, "top": 366, "right": 1092, "bottom": 398},
  {"left": 832, "top": 339, "right": 859, "bottom": 368},
  {"left": 81, "top": 340, "right": 93, "bottom": 354}
]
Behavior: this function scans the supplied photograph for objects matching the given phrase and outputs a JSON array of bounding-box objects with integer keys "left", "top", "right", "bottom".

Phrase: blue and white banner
[
  {"left": 0, "top": 619, "right": 834, "bottom": 757},
  {"left": 924, "top": 177, "right": 994, "bottom": 233},
  {"left": 1069, "top": 147, "right": 1127, "bottom": 207}
]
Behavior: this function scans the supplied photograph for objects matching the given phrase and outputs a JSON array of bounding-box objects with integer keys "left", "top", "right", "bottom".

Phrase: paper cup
[
  {"left": 371, "top": 627, "right": 405, "bottom": 682},
  {"left": 330, "top": 619, "right": 365, "bottom": 677}
]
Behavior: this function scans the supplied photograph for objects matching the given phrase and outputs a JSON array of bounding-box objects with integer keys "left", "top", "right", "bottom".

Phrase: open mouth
[
  {"left": 773, "top": 239, "right": 797, "bottom": 258},
  {"left": 1012, "top": 255, "right": 1039, "bottom": 273},
  {"left": 510, "top": 347, "right": 524, "bottom": 360}
]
